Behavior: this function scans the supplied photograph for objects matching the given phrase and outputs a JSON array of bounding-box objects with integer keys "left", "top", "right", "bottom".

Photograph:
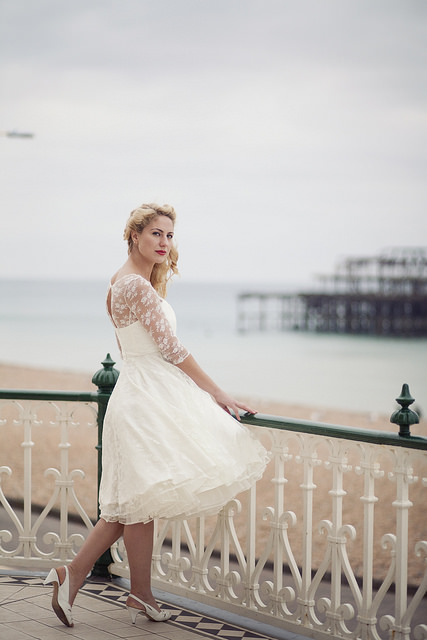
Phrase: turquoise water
[{"left": 0, "top": 278, "right": 426, "bottom": 415}]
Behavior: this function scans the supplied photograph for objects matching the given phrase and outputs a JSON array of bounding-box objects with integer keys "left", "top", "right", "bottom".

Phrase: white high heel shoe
[
  {"left": 44, "top": 566, "right": 73, "bottom": 627},
  {"left": 126, "top": 593, "right": 171, "bottom": 623}
]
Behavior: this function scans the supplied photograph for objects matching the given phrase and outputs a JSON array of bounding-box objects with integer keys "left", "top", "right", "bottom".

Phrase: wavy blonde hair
[{"left": 124, "top": 203, "right": 179, "bottom": 297}]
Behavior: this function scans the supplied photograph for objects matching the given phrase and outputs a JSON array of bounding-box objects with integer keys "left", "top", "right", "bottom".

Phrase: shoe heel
[
  {"left": 44, "top": 566, "right": 73, "bottom": 627},
  {"left": 126, "top": 605, "right": 139, "bottom": 624},
  {"left": 127, "top": 594, "right": 171, "bottom": 622}
]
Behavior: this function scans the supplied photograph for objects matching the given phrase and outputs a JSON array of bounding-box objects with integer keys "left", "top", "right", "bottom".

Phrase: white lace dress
[{"left": 99, "top": 274, "right": 268, "bottom": 524}]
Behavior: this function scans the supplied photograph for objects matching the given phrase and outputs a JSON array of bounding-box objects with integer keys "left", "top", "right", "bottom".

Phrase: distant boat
[{"left": 1, "top": 130, "right": 34, "bottom": 138}]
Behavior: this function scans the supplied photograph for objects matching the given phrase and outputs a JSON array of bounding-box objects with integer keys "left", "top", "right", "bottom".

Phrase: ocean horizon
[{"left": 0, "top": 277, "right": 426, "bottom": 417}]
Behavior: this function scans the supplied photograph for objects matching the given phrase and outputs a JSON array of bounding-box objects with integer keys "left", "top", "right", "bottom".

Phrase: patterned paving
[{"left": 0, "top": 573, "right": 280, "bottom": 640}]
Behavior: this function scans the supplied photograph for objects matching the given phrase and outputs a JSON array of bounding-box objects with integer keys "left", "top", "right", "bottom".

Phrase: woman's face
[{"left": 133, "top": 215, "right": 175, "bottom": 264}]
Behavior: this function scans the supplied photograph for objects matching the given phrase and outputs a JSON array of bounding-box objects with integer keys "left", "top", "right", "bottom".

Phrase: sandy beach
[{"left": 1, "top": 362, "right": 426, "bottom": 585}]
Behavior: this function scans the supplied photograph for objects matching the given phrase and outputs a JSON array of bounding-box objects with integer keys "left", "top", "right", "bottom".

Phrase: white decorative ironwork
[
  {"left": 1, "top": 396, "right": 426, "bottom": 640},
  {"left": 0, "top": 399, "right": 96, "bottom": 569},
  {"left": 110, "top": 425, "right": 427, "bottom": 640}
]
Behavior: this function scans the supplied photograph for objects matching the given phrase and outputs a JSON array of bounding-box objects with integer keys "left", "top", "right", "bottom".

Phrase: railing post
[
  {"left": 388, "top": 383, "right": 419, "bottom": 640},
  {"left": 390, "top": 383, "right": 419, "bottom": 437},
  {"left": 90, "top": 354, "right": 120, "bottom": 577}
]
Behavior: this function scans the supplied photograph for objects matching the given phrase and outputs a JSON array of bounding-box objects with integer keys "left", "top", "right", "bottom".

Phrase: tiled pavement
[{"left": 0, "top": 572, "right": 295, "bottom": 640}]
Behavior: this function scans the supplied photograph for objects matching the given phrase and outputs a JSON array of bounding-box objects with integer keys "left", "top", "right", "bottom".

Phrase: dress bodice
[
  {"left": 116, "top": 299, "right": 178, "bottom": 359},
  {"left": 108, "top": 274, "right": 188, "bottom": 365}
]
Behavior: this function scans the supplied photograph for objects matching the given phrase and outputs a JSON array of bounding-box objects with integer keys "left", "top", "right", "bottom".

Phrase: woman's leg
[
  {"left": 123, "top": 521, "right": 159, "bottom": 610},
  {"left": 56, "top": 518, "right": 124, "bottom": 605}
]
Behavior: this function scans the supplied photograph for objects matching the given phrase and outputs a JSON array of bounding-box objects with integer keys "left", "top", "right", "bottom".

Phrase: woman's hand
[{"left": 212, "top": 389, "right": 257, "bottom": 421}]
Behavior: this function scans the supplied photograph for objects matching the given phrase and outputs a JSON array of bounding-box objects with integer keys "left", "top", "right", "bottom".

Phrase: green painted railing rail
[
  {"left": 240, "top": 413, "right": 427, "bottom": 449},
  {"left": 241, "top": 382, "right": 426, "bottom": 449},
  {"left": 238, "top": 421, "right": 426, "bottom": 450},
  {"left": 0, "top": 390, "right": 99, "bottom": 401},
  {"left": 2, "top": 391, "right": 423, "bottom": 449},
  {"left": 1, "top": 368, "right": 425, "bottom": 463}
]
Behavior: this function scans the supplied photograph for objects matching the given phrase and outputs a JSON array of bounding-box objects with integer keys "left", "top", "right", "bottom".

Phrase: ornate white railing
[
  {"left": 109, "top": 418, "right": 427, "bottom": 640},
  {"left": 0, "top": 395, "right": 98, "bottom": 568},
  {"left": 0, "top": 376, "right": 426, "bottom": 640}
]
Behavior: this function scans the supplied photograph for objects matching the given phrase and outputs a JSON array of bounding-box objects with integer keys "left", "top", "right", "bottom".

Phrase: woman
[{"left": 44, "top": 203, "right": 268, "bottom": 628}]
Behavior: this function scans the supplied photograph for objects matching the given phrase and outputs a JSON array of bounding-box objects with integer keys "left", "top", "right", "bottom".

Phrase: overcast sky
[{"left": 1, "top": 0, "right": 426, "bottom": 284}]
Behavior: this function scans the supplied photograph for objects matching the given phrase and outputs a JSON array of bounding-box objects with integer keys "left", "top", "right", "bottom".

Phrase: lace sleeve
[{"left": 124, "top": 276, "right": 189, "bottom": 365}]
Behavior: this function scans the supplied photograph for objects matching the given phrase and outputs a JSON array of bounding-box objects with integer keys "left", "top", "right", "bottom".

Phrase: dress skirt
[{"left": 99, "top": 325, "right": 269, "bottom": 524}]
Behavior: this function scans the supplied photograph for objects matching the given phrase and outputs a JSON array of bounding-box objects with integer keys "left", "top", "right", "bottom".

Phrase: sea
[{"left": 0, "top": 278, "right": 426, "bottom": 417}]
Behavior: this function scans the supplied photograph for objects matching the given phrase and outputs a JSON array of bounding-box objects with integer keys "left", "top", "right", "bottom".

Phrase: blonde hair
[{"left": 124, "top": 203, "right": 179, "bottom": 297}]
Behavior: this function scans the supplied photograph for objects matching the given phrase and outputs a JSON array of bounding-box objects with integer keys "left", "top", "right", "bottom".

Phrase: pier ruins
[{"left": 237, "top": 247, "right": 427, "bottom": 337}]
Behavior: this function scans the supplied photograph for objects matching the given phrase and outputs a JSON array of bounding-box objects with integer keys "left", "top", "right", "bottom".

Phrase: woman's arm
[
  {"left": 176, "top": 354, "right": 256, "bottom": 421},
  {"left": 124, "top": 276, "right": 189, "bottom": 364},
  {"left": 126, "top": 276, "right": 255, "bottom": 419}
]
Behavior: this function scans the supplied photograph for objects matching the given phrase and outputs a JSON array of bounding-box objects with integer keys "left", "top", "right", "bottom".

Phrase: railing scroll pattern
[
  {"left": 0, "top": 392, "right": 98, "bottom": 569},
  {"left": 109, "top": 411, "right": 427, "bottom": 640}
]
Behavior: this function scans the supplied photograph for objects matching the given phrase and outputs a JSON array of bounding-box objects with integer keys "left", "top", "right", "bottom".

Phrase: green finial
[
  {"left": 92, "top": 354, "right": 120, "bottom": 393},
  {"left": 390, "top": 383, "right": 419, "bottom": 437}
]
